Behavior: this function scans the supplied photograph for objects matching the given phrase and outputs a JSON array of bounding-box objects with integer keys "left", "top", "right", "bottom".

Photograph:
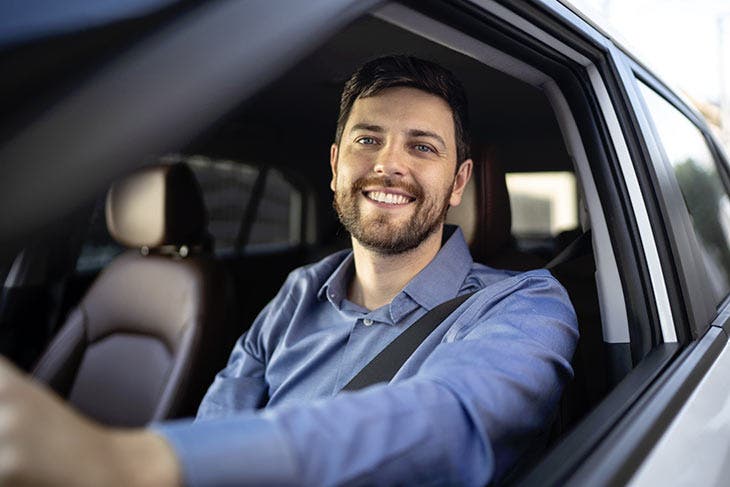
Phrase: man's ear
[
  {"left": 329, "top": 143, "right": 338, "bottom": 192},
  {"left": 449, "top": 159, "right": 473, "bottom": 207}
]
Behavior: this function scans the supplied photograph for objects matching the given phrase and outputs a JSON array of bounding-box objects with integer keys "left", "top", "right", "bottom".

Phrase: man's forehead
[
  {"left": 350, "top": 86, "right": 452, "bottom": 116},
  {"left": 346, "top": 87, "right": 456, "bottom": 141}
]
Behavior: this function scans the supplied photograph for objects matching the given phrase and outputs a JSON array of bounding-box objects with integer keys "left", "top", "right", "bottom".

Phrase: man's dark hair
[{"left": 335, "top": 55, "right": 471, "bottom": 164}]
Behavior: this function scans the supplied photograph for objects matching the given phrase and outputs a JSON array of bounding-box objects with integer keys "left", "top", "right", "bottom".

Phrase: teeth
[{"left": 368, "top": 191, "right": 410, "bottom": 205}]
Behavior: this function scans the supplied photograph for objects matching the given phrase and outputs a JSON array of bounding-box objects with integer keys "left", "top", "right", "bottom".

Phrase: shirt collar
[
  {"left": 399, "top": 225, "right": 473, "bottom": 312},
  {"left": 317, "top": 251, "right": 354, "bottom": 306}
]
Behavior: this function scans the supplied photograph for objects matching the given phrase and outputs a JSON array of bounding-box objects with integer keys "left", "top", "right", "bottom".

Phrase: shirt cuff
[{"left": 152, "top": 415, "right": 299, "bottom": 486}]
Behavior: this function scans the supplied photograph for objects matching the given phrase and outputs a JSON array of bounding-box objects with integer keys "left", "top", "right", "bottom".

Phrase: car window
[
  {"left": 247, "top": 167, "right": 303, "bottom": 253},
  {"left": 75, "top": 198, "right": 124, "bottom": 273},
  {"left": 75, "top": 157, "right": 303, "bottom": 271},
  {"left": 506, "top": 171, "right": 578, "bottom": 238},
  {"left": 638, "top": 83, "right": 730, "bottom": 303},
  {"left": 184, "top": 155, "right": 259, "bottom": 255}
]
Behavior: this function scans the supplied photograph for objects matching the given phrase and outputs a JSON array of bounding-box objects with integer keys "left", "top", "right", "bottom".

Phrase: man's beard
[{"left": 333, "top": 175, "right": 453, "bottom": 255}]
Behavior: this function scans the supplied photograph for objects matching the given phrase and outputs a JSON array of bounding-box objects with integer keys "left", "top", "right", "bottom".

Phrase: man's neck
[{"left": 347, "top": 227, "right": 444, "bottom": 311}]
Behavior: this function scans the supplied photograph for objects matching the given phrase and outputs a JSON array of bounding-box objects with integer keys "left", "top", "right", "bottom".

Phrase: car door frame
[
  {"left": 562, "top": 46, "right": 730, "bottom": 486},
  {"left": 517, "top": 4, "right": 730, "bottom": 486}
]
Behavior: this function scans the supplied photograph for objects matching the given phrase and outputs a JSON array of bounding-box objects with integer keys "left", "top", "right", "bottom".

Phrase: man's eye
[
  {"left": 357, "top": 137, "right": 376, "bottom": 145},
  {"left": 414, "top": 144, "right": 434, "bottom": 153}
]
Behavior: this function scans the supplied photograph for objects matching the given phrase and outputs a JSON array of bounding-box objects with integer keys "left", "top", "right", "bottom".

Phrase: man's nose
[{"left": 373, "top": 144, "right": 407, "bottom": 177}]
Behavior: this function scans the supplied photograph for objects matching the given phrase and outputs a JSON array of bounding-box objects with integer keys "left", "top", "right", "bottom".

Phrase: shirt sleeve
[
  {"left": 195, "top": 268, "right": 299, "bottom": 419},
  {"left": 194, "top": 327, "right": 269, "bottom": 419},
  {"left": 155, "top": 272, "right": 578, "bottom": 486}
]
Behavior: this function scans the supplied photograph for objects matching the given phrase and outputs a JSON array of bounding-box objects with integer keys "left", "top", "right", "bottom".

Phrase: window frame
[
  {"left": 507, "top": 2, "right": 730, "bottom": 484},
  {"left": 624, "top": 57, "right": 728, "bottom": 338}
]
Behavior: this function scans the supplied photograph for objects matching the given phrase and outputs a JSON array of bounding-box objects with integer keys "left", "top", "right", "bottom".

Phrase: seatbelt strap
[
  {"left": 544, "top": 230, "right": 593, "bottom": 270},
  {"left": 342, "top": 291, "right": 477, "bottom": 392}
]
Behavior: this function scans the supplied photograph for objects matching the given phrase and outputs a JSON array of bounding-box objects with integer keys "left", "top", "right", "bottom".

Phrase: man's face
[{"left": 330, "top": 86, "right": 472, "bottom": 254}]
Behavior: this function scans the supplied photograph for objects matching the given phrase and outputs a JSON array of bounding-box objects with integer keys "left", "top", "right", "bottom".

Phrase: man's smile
[{"left": 362, "top": 188, "right": 416, "bottom": 206}]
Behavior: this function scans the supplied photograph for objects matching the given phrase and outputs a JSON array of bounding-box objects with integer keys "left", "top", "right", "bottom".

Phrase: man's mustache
[{"left": 350, "top": 176, "right": 423, "bottom": 199}]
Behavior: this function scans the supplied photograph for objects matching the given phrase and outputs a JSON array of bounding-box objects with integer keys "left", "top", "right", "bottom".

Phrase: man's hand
[{"left": 0, "top": 356, "right": 182, "bottom": 486}]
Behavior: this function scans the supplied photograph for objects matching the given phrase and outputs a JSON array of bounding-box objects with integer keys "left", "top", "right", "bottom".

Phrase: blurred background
[{"left": 569, "top": 0, "right": 730, "bottom": 153}]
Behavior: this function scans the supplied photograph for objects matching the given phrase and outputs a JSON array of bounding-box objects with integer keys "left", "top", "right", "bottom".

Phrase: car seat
[{"left": 32, "top": 163, "right": 229, "bottom": 426}]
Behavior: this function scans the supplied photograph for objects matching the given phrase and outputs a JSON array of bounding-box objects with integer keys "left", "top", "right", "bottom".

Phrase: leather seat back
[{"left": 33, "top": 163, "right": 227, "bottom": 426}]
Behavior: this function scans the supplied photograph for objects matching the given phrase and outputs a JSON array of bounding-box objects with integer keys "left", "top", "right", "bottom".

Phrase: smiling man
[
  {"left": 0, "top": 55, "right": 578, "bottom": 486},
  {"left": 330, "top": 84, "right": 472, "bottom": 310},
  {"left": 333, "top": 86, "right": 464, "bottom": 253}
]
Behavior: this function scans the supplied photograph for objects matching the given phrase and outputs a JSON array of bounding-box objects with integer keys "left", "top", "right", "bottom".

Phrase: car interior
[
  {"left": 32, "top": 163, "right": 233, "bottom": 424},
  {"left": 0, "top": 2, "right": 649, "bottom": 481}
]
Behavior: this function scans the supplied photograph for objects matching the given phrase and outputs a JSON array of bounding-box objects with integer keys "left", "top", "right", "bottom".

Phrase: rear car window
[
  {"left": 247, "top": 167, "right": 303, "bottom": 253},
  {"left": 185, "top": 155, "right": 259, "bottom": 255},
  {"left": 506, "top": 171, "right": 578, "bottom": 238},
  {"left": 75, "top": 198, "right": 124, "bottom": 272}
]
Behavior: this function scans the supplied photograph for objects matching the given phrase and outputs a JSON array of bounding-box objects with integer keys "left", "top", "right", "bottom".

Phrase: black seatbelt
[
  {"left": 544, "top": 230, "right": 592, "bottom": 270},
  {"left": 342, "top": 291, "right": 477, "bottom": 392}
]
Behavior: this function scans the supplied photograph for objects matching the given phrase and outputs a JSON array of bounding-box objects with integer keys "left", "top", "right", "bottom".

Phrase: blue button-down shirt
[{"left": 156, "top": 226, "right": 578, "bottom": 486}]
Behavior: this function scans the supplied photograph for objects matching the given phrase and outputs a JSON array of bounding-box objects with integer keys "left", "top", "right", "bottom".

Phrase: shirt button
[{"left": 363, "top": 318, "right": 373, "bottom": 326}]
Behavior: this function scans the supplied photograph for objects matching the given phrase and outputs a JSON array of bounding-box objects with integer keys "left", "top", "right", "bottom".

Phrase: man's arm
[
  {"left": 196, "top": 315, "right": 269, "bottom": 420},
  {"left": 0, "top": 356, "right": 181, "bottom": 486},
  {"left": 0, "top": 272, "right": 576, "bottom": 486},
  {"left": 196, "top": 260, "right": 317, "bottom": 419},
  {"left": 157, "top": 272, "right": 577, "bottom": 486}
]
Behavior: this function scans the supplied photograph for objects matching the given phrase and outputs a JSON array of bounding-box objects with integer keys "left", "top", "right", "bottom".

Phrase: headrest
[
  {"left": 446, "top": 145, "right": 512, "bottom": 260},
  {"left": 106, "top": 163, "right": 207, "bottom": 249}
]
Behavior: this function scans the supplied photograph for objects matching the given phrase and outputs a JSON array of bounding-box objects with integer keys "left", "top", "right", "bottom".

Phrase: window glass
[
  {"left": 505, "top": 171, "right": 578, "bottom": 237},
  {"left": 185, "top": 155, "right": 258, "bottom": 255},
  {"left": 248, "top": 168, "right": 302, "bottom": 253},
  {"left": 75, "top": 198, "right": 124, "bottom": 273},
  {"left": 639, "top": 83, "right": 730, "bottom": 301}
]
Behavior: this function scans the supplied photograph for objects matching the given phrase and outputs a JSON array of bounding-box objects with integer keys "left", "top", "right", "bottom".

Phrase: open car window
[{"left": 4, "top": 1, "right": 728, "bottom": 485}]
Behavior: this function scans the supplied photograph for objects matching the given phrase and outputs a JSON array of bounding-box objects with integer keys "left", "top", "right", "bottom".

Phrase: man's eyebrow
[
  {"left": 349, "top": 123, "right": 384, "bottom": 133},
  {"left": 408, "top": 129, "right": 446, "bottom": 149}
]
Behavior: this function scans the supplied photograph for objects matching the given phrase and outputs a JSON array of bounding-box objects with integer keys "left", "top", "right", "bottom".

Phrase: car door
[
  {"left": 584, "top": 52, "right": 730, "bottom": 486},
  {"left": 515, "top": 2, "right": 730, "bottom": 484}
]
